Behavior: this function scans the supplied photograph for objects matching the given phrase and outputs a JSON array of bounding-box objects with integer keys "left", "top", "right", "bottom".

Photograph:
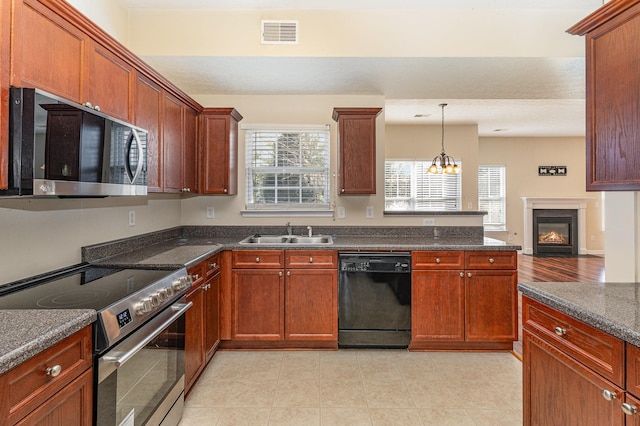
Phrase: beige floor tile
[
  {"left": 279, "top": 357, "right": 320, "bottom": 380},
  {"left": 216, "top": 407, "right": 271, "bottom": 426},
  {"left": 466, "top": 408, "right": 523, "bottom": 426},
  {"left": 453, "top": 381, "right": 517, "bottom": 410},
  {"left": 238, "top": 360, "right": 283, "bottom": 380},
  {"left": 418, "top": 408, "right": 476, "bottom": 426},
  {"left": 318, "top": 360, "right": 361, "bottom": 381},
  {"left": 369, "top": 408, "right": 424, "bottom": 426},
  {"left": 226, "top": 379, "right": 278, "bottom": 407},
  {"left": 179, "top": 406, "right": 223, "bottom": 425},
  {"left": 358, "top": 360, "right": 402, "bottom": 383},
  {"left": 273, "top": 380, "right": 320, "bottom": 407},
  {"left": 319, "top": 379, "right": 368, "bottom": 408},
  {"left": 363, "top": 380, "right": 415, "bottom": 408},
  {"left": 320, "top": 407, "right": 372, "bottom": 426},
  {"left": 405, "top": 380, "right": 459, "bottom": 409},
  {"left": 186, "top": 379, "right": 234, "bottom": 408},
  {"left": 395, "top": 358, "right": 447, "bottom": 381},
  {"left": 269, "top": 407, "right": 320, "bottom": 426}
]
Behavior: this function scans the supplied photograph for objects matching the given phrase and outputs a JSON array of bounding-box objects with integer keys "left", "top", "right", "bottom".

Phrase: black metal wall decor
[{"left": 538, "top": 166, "right": 567, "bottom": 176}]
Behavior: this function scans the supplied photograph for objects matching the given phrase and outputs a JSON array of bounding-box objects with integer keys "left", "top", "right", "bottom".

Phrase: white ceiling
[{"left": 120, "top": 0, "right": 605, "bottom": 137}]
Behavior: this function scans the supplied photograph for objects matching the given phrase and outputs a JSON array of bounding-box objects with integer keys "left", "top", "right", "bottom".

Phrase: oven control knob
[
  {"left": 164, "top": 286, "right": 174, "bottom": 297},
  {"left": 150, "top": 292, "right": 161, "bottom": 307},
  {"left": 158, "top": 288, "right": 169, "bottom": 301},
  {"left": 135, "top": 298, "right": 153, "bottom": 316}
]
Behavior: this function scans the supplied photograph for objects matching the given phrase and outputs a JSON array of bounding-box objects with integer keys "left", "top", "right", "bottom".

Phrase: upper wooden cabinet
[
  {"left": 162, "top": 93, "right": 198, "bottom": 194},
  {"left": 199, "top": 108, "right": 243, "bottom": 195},
  {"left": 134, "top": 75, "right": 163, "bottom": 192},
  {"left": 183, "top": 106, "right": 199, "bottom": 193},
  {"left": 332, "top": 107, "right": 382, "bottom": 195},
  {"left": 568, "top": 0, "right": 640, "bottom": 190}
]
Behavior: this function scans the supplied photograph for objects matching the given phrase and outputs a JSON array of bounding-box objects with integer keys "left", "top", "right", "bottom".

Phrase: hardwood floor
[{"left": 513, "top": 254, "right": 605, "bottom": 357}]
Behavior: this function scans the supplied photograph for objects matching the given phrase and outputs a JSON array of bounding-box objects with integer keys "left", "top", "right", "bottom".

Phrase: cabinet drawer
[
  {"left": 188, "top": 262, "right": 205, "bottom": 284},
  {"left": 204, "top": 253, "right": 221, "bottom": 277},
  {"left": 233, "top": 250, "right": 284, "bottom": 268},
  {"left": 464, "top": 251, "right": 516, "bottom": 269},
  {"left": 1, "top": 326, "right": 92, "bottom": 423},
  {"left": 627, "top": 343, "right": 640, "bottom": 398},
  {"left": 523, "top": 297, "right": 624, "bottom": 386},
  {"left": 286, "top": 250, "right": 337, "bottom": 269},
  {"left": 412, "top": 251, "right": 464, "bottom": 270}
]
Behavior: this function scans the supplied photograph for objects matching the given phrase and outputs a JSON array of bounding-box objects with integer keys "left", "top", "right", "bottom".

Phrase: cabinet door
[
  {"left": 411, "top": 270, "right": 464, "bottom": 341},
  {"left": 83, "top": 40, "right": 134, "bottom": 122},
  {"left": 12, "top": 0, "right": 85, "bottom": 102},
  {"left": 624, "top": 393, "right": 640, "bottom": 426},
  {"left": 465, "top": 270, "right": 517, "bottom": 342},
  {"left": 523, "top": 330, "right": 624, "bottom": 426},
  {"left": 204, "top": 272, "right": 221, "bottom": 361},
  {"left": 184, "top": 285, "right": 204, "bottom": 394},
  {"left": 232, "top": 270, "right": 284, "bottom": 340},
  {"left": 134, "top": 74, "right": 162, "bottom": 192},
  {"left": 15, "top": 369, "right": 92, "bottom": 426},
  {"left": 183, "top": 106, "right": 198, "bottom": 193},
  {"left": 285, "top": 269, "right": 337, "bottom": 340},
  {"left": 332, "top": 107, "right": 382, "bottom": 195},
  {"left": 200, "top": 109, "right": 242, "bottom": 195},
  {"left": 162, "top": 92, "right": 184, "bottom": 193}
]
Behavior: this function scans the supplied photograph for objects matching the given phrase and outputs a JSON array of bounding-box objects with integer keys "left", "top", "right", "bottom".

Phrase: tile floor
[{"left": 179, "top": 349, "right": 522, "bottom": 426}]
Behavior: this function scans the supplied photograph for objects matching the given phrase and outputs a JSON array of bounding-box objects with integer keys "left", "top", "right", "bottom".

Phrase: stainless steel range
[{"left": 0, "top": 264, "right": 193, "bottom": 426}]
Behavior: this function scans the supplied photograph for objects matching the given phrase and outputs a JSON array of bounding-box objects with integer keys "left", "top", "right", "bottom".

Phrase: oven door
[{"left": 96, "top": 299, "right": 191, "bottom": 426}]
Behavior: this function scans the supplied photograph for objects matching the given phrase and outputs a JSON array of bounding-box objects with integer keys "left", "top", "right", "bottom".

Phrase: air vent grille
[{"left": 261, "top": 20, "right": 298, "bottom": 44}]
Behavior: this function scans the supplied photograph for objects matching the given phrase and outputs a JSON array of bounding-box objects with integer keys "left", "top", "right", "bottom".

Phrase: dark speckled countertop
[
  {"left": 0, "top": 309, "right": 96, "bottom": 374},
  {"left": 518, "top": 282, "right": 640, "bottom": 347}
]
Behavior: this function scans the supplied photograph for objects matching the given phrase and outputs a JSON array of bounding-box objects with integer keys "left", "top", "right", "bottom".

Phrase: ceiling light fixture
[{"left": 428, "top": 103, "right": 460, "bottom": 174}]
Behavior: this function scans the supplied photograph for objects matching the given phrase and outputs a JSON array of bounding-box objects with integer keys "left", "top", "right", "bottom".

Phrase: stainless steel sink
[{"left": 238, "top": 234, "right": 333, "bottom": 245}]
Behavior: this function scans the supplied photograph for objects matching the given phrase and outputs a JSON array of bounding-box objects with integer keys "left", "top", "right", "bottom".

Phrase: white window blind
[
  {"left": 478, "top": 165, "right": 506, "bottom": 231},
  {"left": 245, "top": 126, "right": 330, "bottom": 210},
  {"left": 384, "top": 160, "right": 462, "bottom": 211}
]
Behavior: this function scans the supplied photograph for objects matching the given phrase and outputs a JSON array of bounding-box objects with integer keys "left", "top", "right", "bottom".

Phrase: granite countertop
[
  {"left": 518, "top": 281, "right": 640, "bottom": 347},
  {"left": 0, "top": 309, "right": 96, "bottom": 375}
]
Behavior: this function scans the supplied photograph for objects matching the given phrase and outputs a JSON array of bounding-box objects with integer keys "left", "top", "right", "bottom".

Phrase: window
[
  {"left": 478, "top": 165, "right": 506, "bottom": 231},
  {"left": 245, "top": 125, "right": 330, "bottom": 211},
  {"left": 384, "top": 160, "right": 462, "bottom": 211}
]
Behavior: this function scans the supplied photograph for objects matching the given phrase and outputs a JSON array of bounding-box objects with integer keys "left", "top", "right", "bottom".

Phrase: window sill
[{"left": 241, "top": 210, "right": 334, "bottom": 218}]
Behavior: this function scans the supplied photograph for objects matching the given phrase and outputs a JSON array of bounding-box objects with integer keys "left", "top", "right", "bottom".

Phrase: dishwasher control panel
[{"left": 339, "top": 253, "right": 411, "bottom": 273}]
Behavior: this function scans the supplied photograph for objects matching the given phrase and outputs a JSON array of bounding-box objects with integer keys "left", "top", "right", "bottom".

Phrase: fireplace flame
[{"left": 539, "top": 231, "right": 569, "bottom": 245}]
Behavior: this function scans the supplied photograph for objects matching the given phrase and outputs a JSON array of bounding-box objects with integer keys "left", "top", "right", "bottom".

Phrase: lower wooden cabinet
[
  {"left": 285, "top": 269, "right": 337, "bottom": 340},
  {"left": 184, "top": 278, "right": 205, "bottom": 394},
  {"left": 412, "top": 269, "right": 464, "bottom": 341},
  {"left": 232, "top": 269, "right": 285, "bottom": 340},
  {"left": 0, "top": 326, "right": 93, "bottom": 425}
]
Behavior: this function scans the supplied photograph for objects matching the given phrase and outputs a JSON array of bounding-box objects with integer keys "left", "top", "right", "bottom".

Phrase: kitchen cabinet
[
  {"left": 230, "top": 250, "right": 338, "bottom": 347},
  {"left": 134, "top": 74, "right": 163, "bottom": 192},
  {"left": 184, "top": 253, "right": 221, "bottom": 396},
  {"left": 332, "top": 107, "right": 382, "bottom": 195},
  {"left": 0, "top": 326, "right": 93, "bottom": 425},
  {"left": 183, "top": 105, "right": 199, "bottom": 194},
  {"left": 522, "top": 296, "right": 625, "bottom": 425},
  {"left": 568, "top": 1, "right": 640, "bottom": 190},
  {"left": 410, "top": 250, "right": 517, "bottom": 350},
  {"left": 199, "top": 108, "right": 243, "bottom": 195},
  {"left": 162, "top": 92, "right": 198, "bottom": 194}
]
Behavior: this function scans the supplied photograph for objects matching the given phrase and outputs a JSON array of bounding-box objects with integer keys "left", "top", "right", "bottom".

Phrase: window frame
[{"left": 478, "top": 164, "right": 507, "bottom": 231}]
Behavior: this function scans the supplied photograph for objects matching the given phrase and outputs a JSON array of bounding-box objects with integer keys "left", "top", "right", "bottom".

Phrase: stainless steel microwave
[{"left": 2, "top": 87, "right": 148, "bottom": 197}]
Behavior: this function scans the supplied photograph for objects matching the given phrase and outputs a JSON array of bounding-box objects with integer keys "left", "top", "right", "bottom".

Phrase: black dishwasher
[{"left": 338, "top": 252, "right": 411, "bottom": 348}]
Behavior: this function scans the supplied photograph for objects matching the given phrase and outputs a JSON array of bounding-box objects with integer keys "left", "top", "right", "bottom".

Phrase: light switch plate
[
  {"left": 128, "top": 210, "right": 135, "bottom": 226},
  {"left": 366, "top": 206, "right": 374, "bottom": 218},
  {"left": 423, "top": 218, "right": 435, "bottom": 226},
  {"left": 206, "top": 206, "right": 215, "bottom": 219},
  {"left": 337, "top": 206, "right": 346, "bottom": 219}
]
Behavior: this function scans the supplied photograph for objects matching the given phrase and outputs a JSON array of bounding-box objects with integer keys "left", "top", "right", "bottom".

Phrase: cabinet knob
[
  {"left": 287, "top": 271, "right": 291, "bottom": 276},
  {"left": 94, "top": 105, "right": 100, "bottom": 111},
  {"left": 279, "top": 271, "right": 283, "bottom": 277},
  {"left": 46, "top": 365, "right": 62, "bottom": 377},
  {"left": 223, "top": 188, "right": 228, "bottom": 193},
  {"left": 309, "top": 257, "right": 313, "bottom": 263},
  {"left": 489, "top": 258, "right": 495, "bottom": 264},
  {"left": 467, "top": 272, "right": 472, "bottom": 278},
  {"left": 210, "top": 262, "right": 217, "bottom": 269},
  {"left": 341, "top": 188, "right": 345, "bottom": 193},
  {"left": 602, "top": 389, "right": 618, "bottom": 402},
  {"left": 435, "top": 257, "right": 441, "bottom": 264},
  {"left": 554, "top": 326, "right": 567, "bottom": 336},
  {"left": 255, "top": 257, "right": 260, "bottom": 263},
  {"left": 622, "top": 403, "right": 639, "bottom": 416},
  {"left": 460, "top": 272, "right": 464, "bottom": 277}
]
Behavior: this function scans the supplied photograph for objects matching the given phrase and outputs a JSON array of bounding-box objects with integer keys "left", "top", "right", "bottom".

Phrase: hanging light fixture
[{"left": 428, "top": 103, "right": 461, "bottom": 174}]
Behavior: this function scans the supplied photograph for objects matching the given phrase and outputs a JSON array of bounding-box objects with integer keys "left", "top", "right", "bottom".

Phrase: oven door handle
[{"left": 102, "top": 302, "right": 192, "bottom": 368}]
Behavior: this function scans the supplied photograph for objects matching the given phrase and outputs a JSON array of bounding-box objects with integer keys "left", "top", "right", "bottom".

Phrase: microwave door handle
[{"left": 125, "top": 130, "right": 144, "bottom": 183}]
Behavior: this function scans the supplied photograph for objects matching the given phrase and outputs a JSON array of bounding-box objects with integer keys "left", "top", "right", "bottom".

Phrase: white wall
[{"left": 64, "top": 0, "right": 130, "bottom": 46}]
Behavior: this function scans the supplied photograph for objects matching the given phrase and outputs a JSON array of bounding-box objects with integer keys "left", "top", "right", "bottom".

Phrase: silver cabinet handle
[
  {"left": 435, "top": 257, "right": 441, "bottom": 264},
  {"left": 341, "top": 188, "right": 345, "bottom": 193},
  {"left": 622, "top": 403, "right": 639, "bottom": 416},
  {"left": 223, "top": 188, "right": 228, "bottom": 193},
  {"left": 459, "top": 272, "right": 464, "bottom": 277},
  {"left": 489, "top": 258, "right": 495, "bottom": 264},
  {"left": 255, "top": 257, "right": 260, "bottom": 263},
  {"left": 554, "top": 327, "right": 567, "bottom": 336},
  {"left": 602, "top": 390, "right": 617, "bottom": 401},
  {"left": 467, "top": 272, "right": 472, "bottom": 278},
  {"left": 287, "top": 271, "right": 290, "bottom": 276},
  {"left": 46, "top": 365, "right": 62, "bottom": 377},
  {"left": 210, "top": 262, "right": 217, "bottom": 269},
  {"left": 279, "top": 271, "right": 283, "bottom": 277},
  {"left": 309, "top": 257, "right": 314, "bottom": 263}
]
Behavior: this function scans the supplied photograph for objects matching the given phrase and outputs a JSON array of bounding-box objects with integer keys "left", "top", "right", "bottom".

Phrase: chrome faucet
[
  {"left": 307, "top": 226, "right": 313, "bottom": 237},
  {"left": 286, "top": 222, "right": 292, "bottom": 236}
]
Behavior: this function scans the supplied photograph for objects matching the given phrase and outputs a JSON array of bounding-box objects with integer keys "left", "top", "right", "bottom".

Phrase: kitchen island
[{"left": 519, "top": 281, "right": 640, "bottom": 425}]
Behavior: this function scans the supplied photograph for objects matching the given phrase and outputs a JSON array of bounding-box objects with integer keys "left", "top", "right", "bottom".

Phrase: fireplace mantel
[{"left": 521, "top": 197, "right": 591, "bottom": 255}]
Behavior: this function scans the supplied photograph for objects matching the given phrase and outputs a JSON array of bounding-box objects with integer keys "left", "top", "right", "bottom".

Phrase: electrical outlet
[
  {"left": 128, "top": 210, "right": 135, "bottom": 226},
  {"left": 467, "top": 202, "right": 473, "bottom": 209},
  {"left": 591, "top": 235, "right": 596, "bottom": 241},
  {"left": 423, "top": 218, "right": 435, "bottom": 226},
  {"left": 206, "top": 206, "right": 215, "bottom": 219},
  {"left": 337, "top": 206, "right": 346, "bottom": 219},
  {"left": 508, "top": 234, "right": 513, "bottom": 241},
  {"left": 365, "top": 206, "right": 374, "bottom": 219}
]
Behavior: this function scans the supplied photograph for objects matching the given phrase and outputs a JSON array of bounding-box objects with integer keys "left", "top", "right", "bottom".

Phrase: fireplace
[{"left": 533, "top": 209, "right": 578, "bottom": 256}]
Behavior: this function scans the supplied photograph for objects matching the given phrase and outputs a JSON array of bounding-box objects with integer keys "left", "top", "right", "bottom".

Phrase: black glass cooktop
[{"left": 0, "top": 265, "right": 176, "bottom": 311}]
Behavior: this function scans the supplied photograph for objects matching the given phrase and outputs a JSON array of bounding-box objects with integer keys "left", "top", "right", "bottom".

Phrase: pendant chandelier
[{"left": 428, "top": 103, "right": 460, "bottom": 174}]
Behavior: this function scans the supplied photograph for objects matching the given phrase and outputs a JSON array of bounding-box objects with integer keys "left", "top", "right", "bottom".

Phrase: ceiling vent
[{"left": 261, "top": 20, "right": 298, "bottom": 44}]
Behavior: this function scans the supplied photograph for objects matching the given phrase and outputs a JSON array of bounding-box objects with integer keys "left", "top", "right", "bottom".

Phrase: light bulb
[
  {"left": 453, "top": 164, "right": 460, "bottom": 174},
  {"left": 428, "top": 164, "right": 439, "bottom": 174},
  {"left": 445, "top": 164, "right": 454, "bottom": 174}
]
